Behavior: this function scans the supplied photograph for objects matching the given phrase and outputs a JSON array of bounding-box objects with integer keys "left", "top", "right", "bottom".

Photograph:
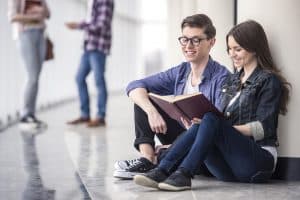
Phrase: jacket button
[{"left": 226, "top": 112, "right": 230, "bottom": 117}]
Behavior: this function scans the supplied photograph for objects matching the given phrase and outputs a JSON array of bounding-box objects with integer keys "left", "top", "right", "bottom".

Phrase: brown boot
[
  {"left": 67, "top": 117, "right": 90, "bottom": 125},
  {"left": 87, "top": 118, "right": 105, "bottom": 127}
]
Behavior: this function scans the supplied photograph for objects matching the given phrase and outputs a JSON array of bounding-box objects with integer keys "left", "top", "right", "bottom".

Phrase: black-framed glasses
[{"left": 178, "top": 36, "right": 207, "bottom": 46}]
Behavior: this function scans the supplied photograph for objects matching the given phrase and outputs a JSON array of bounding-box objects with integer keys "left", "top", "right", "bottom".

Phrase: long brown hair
[{"left": 226, "top": 20, "right": 291, "bottom": 115}]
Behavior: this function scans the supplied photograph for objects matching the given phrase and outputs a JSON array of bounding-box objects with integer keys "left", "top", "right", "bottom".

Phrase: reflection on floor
[{"left": 0, "top": 94, "right": 300, "bottom": 200}]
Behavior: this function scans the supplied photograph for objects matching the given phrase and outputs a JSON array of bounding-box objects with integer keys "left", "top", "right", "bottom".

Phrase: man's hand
[
  {"left": 155, "top": 144, "right": 171, "bottom": 155},
  {"left": 147, "top": 109, "right": 167, "bottom": 134},
  {"left": 65, "top": 22, "right": 80, "bottom": 30}
]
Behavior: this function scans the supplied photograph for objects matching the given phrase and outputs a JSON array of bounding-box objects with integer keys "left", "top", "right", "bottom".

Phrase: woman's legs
[
  {"left": 135, "top": 113, "right": 275, "bottom": 190},
  {"left": 19, "top": 29, "right": 45, "bottom": 118},
  {"left": 177, "top": 113, "right": 274, "bottom": 183},
  {"left": 158, "top": 112, "right": 274, "bottom": 182}
]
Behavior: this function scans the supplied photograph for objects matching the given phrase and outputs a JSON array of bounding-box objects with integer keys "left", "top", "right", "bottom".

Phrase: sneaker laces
[
  {"left": 126, "top": 158, "right": 140, "bottom": 167},
  {"left": 126, "top": 159, "right": 143, "bottom": 170}
]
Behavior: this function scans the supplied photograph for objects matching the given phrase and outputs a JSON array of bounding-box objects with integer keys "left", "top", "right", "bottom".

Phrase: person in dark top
[{"left": 134, "top": 20, "right": 291, "bottom": 191}]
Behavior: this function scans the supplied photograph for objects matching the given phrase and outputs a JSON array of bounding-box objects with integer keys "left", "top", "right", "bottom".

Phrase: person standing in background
[
  {"left": 66, "top": 0, "right": 114, "bottom": 127},
  {"left": 8, "top": 0, "right": 50, "bottom": 130}
]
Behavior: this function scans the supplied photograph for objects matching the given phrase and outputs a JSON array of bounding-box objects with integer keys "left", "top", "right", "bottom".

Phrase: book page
[{"left": 148, "top": 92, "right": 201, "bottom": 103}]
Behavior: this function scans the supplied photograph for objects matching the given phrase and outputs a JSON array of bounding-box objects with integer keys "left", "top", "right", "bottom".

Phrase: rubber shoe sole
[
  {"left": 134, "top": 174, "right": 159, "bottom": 189},
  {"left": 19, "top": 122, "right": 47, "bottom": 132},
  {"left": 113, "top": 170, "right": 136, "bottom": 180},
  {"left": 158, "top": 182, "right": 191, "bottom": 191}
]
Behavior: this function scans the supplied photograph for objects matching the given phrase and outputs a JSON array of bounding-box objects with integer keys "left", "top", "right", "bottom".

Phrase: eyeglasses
[{"left": 178, "top": 36, "right": 207, "bottom": 46}]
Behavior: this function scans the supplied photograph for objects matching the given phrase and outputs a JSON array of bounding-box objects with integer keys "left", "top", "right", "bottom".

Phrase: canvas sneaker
[
  {"left": 114, "top": 158, "right": 141, "bottom": 170},
  {"left": 113, "top": 157, "right": 156, "bottom": 179},
  {"left": 134, "top": 167, "right": 168, "bottom": 188},
  {"left": 19, "top": 115, "right": 47, "bottom": 131},
  {"left": 158, "top": 168, "right": 192, "bottom": 191}
]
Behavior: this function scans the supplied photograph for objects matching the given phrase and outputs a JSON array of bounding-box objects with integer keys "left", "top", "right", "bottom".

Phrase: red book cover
[
  {"left": 25, "top": 0, "right": 42, "bottom": 13},
  {"left": 149, "top": 92, "right": 223, "bottom": 122}
]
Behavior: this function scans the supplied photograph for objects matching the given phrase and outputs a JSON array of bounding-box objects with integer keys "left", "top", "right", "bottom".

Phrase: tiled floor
[{"left": 0, "top": 94, "right": 300, "bottom": 200}]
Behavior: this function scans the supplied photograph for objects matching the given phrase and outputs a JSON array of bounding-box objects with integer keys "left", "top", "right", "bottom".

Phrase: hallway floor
[{"left": 0, "top": 94, "right": 299, "bottom": 200}]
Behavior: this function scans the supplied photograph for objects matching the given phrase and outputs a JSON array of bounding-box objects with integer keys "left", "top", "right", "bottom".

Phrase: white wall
[
  {"left": 165, "top": 0, "right": 234, "bottom": 70},
  {"left": 195, "top": 0, "right": 234, "bottom": 70},
  {"left": 237, "top": 0, "right": 300, "bottom": 157},
  {"left": 166, "top": 0, "right": 197, "bottom": 68}
]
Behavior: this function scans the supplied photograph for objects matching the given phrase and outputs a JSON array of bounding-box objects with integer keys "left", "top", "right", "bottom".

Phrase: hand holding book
[{"left": 181, "top": 117, "right": 201, "bottom": 129}]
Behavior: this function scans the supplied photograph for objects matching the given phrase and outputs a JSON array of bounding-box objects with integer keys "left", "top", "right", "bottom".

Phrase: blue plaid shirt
[{"left": 79, "top": 0, "right": 114, "bottom": 55}]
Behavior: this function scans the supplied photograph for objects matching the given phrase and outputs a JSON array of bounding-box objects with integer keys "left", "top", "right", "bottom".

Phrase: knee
[
  {"left": 27, "top": 76, "right": 39, "bottom": 87},
  {"left": 95, "top": 76, "right": 105, "bottom": 87},
  {"left": 75, "top": 74, "right": 85, "bottom": 85},
  {"left": 202, "top": 112, "right": 220, "bottom": 125}
]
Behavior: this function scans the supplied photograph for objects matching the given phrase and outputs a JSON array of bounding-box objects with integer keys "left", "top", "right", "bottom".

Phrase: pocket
[{"left": 250, "top": 170, "right": 273, "bottom": 183}]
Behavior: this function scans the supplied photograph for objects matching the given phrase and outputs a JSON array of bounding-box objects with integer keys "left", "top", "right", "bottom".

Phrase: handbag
[{"left": 45, "top": 37, "right": 54, "bottom": 61}]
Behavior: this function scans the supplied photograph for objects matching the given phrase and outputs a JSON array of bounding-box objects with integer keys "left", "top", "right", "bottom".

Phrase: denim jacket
[
  {"left": 126, "top": 59, "right": 229, "bottom": 109},
  {"left": 219, "top": 67, "right": 282, "bottom": 146}
]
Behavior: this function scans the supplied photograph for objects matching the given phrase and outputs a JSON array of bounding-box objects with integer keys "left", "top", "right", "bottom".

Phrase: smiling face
[
  {"left": 227, "top": 35, "right": 257, "bottom": 69},
  {"left": 180, "top": 26, "right": 215, "bottom": 64}
]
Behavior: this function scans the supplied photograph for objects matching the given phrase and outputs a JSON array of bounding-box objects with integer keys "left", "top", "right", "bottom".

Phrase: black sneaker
[
  {"left": 114, "top": 158, "right": 140, "bottom": 170},
  {"left": 158, "top": 169, "right": 192, "bottom": 191},
  {"left": 113, "top": 157, "right": 156, "bottom": 179},
  {"left": 134, "top": 168, "right": 168, "bottom": 188},
  {"left": 19, "top": 115, "right": 47, "bottom": 131}
]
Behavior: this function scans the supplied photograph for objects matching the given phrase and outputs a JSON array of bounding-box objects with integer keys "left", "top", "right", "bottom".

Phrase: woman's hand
[
  {"left": 11, "top": 14, "right": 42, "bottom": 23},
  {"left": 181, "top": 117, "right": 201, "bottom": 130},
  {"left": 233, "top": 124, "right": 251, "bottom": 136}
]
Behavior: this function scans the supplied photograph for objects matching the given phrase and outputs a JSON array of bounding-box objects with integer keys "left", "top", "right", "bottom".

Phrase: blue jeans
[
  {"left": 76, "top": 50, "right": 107, "bottom": 118},
  {"left": 18, "top": 29, "right": 46, "bottom": 118},
  {"left": 159, "top": 113, "right": 275, "bottom": 183}
]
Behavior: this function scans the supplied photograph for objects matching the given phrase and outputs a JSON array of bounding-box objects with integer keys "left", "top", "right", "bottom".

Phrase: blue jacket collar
[{"left": 186, "top": 57, "right": 215, "bottom": 81}]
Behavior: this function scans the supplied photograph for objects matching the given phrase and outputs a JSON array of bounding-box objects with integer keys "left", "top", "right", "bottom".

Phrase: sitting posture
[
  {"left": 134, "top": 20, "right": 291, "bottom": 191},
  {"left": 113, "top": 14, "right": 229, "bottom": 179}
]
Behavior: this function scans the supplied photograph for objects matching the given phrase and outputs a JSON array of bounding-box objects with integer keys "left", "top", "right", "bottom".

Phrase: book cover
[
  {"left": 25, "top": 0, "right": 42, "bottom": 13},
  {"left": 149, "top": 92, "right": 222, "bottom": 122}
]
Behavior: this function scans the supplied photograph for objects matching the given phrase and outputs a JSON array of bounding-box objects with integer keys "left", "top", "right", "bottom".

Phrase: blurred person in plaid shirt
[{"left": 66, "top": 0, "right": 114, "bottom": 127}]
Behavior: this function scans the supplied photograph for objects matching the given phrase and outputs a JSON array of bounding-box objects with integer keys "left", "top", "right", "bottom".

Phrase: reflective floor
[{"left": 0, "top": 94, "right": 300, "bottom": 200}]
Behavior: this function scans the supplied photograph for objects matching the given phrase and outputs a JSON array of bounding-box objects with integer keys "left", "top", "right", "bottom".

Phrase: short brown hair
[{"left": 181, "top": 14, "right": 216, "bottom": 39}]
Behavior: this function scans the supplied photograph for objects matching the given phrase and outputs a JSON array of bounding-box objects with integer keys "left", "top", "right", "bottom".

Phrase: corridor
[{"left": 0, "top": 94, "right": 299, "bottom": 200}]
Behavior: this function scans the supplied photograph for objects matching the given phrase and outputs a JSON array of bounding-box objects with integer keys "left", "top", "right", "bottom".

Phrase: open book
[{"left": 149, "top": 92, "right": 223, "bottom": 122}]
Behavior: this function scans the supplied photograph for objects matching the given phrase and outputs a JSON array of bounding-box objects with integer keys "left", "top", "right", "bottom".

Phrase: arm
[
  {"left": 126, "top": 66, "right": 180, "bottom": 134},
  {"left": 10, "top": 14, "right": 42, "bottom": 23},
  {"left": 78, "top": 0, "right": 113, "bottom": 33},
  {"left": 233, "top": 124, "right": 252, "bottom": 136},
  {"left": 235, "top": 75, "right": 282, "bottom": 139},
  {"left": 129, "top": 88, "right": 167, "bottom": 134}
]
